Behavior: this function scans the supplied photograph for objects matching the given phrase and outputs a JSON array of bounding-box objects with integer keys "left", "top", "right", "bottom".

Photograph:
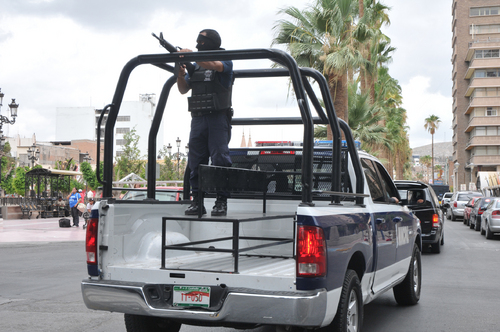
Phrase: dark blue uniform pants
[{"left": 188, "top": 111, "right": 232, "bottom": 195}]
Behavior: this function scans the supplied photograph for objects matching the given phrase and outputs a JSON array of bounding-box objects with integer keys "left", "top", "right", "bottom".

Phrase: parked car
[
  {"left": 469, "top": 197, "right": 493, "bottom": 231},
  {"left": 441, "top": 192, "right": 453, "bottom": 213},
  {"left": 463, "top": 197, "right": 478, "bottom": 225},
  {"left": 481, "top": 198, "right": 500, "bottom": 239},
  {"left": 445, "top": 191, "right": 483, "bottom": 221},
  {"left": 396, "top": 180, "right": 444, "bottom": 253},
  {"left": 121, "top": 187, "right": 183, "bottom": 201}
]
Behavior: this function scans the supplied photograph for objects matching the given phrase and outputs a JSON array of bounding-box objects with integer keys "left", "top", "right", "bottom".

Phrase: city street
[{"left": 0, "top": 217, "right": 499, "bottom": 332}]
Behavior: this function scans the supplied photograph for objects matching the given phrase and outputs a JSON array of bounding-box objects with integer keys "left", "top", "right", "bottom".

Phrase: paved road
[{"left": 0, "top": 218, "right": 499, "bottom": 332}]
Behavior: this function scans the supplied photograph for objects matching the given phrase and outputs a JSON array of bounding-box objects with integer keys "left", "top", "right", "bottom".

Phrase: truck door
[{"left": 361, "top": 158, "right": 404, "bottom": 294}]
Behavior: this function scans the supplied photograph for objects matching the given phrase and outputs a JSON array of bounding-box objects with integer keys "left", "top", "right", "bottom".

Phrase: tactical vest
[{"left": 188, "top": 64, "right": 233, "bottom": 114}]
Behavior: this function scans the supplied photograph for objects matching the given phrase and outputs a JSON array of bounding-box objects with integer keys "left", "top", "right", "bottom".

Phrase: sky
[{"left": 0, "top": 0, "right": 452, "bottom": 152}]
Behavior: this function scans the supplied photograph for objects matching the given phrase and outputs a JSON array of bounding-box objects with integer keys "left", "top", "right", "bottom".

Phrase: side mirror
[{"left": 442, "top": 203, "right": 450, "bottom": 209}]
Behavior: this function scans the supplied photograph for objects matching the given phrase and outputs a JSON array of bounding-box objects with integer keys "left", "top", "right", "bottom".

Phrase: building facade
[
  {"left": 452, "top": 1, "right": 500, "bottom": 191},
  {"left": 57, "top": 94, "right": 163, "bottom": 158}
]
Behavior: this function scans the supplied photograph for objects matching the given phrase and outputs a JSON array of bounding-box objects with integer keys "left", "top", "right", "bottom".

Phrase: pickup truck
[{"left": 81, "top": 48, "right": 422, "bottom": 332}]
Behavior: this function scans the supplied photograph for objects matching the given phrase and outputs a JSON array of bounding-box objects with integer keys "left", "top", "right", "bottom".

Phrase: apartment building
[
  {"left": 452, "top": 1, "right": 500, "bottom": 191},
  {"left": 56, "top": 94, "right": 163, "bottom": 158}
]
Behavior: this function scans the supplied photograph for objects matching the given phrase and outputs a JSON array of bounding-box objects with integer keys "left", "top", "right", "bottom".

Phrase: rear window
[
  {"left": 457, "top": 193, "right": 481, "bottom": 201},
  {"left": 444, "top": 193, "right": 453, "bottom": 198}
]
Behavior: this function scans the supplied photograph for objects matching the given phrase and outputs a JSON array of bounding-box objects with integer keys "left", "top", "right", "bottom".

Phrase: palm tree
[
  {"left": 347, "top": 82, "right": 387, "bottom": 154},
  {"left": 273, "top": 0, "right": 365, "bottom": 127},
  {"left": 424, "top": 115, "right": 441, "bottom": 184}
]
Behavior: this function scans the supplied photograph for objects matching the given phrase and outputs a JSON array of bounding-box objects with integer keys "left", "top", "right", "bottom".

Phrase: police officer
[{"left": 177, "top": 29, "right": 234, "bottom": 216}]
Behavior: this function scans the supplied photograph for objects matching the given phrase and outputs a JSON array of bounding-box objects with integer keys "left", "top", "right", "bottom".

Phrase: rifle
[{"left": 152, "top": 32, "right": 195, "bottom": 76}]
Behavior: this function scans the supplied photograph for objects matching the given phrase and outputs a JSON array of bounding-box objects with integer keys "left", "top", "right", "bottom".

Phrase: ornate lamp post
[
  {"left": 27, "top": 143, "right": 40, "bottom": 169},
  {"left": 166, "top": 138, "right": 189, "bottom": 178},
  {"left": 0, "top": 88, "right": 19, "bottom": 192}
]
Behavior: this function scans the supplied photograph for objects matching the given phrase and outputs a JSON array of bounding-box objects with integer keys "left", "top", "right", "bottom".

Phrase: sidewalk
[{"left": 0, "top": 217, "right": 86, "bottom": 243}]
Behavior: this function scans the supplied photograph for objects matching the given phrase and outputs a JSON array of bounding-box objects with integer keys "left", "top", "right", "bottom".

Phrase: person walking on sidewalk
[{"left": 67, "top": 187, "right": 82, "bottom": 227}]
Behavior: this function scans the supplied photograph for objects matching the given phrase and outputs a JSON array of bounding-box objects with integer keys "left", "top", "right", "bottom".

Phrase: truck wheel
[
  {"left": 393, "top": 243, "right": 421, "bottom": 305},
  {"left": 485, "top": 223, "right": 494, "bottom": 239},
  {"left": 124, "top": 314, "right": 181, "bottom": 332},
  {"left": 331, "top": 269, "right": 363, "bottom": 332}
]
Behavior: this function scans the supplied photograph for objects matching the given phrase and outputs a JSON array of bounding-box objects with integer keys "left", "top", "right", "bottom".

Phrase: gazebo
[{"left": 25, "top": 168, "right": 83, "bottom": 214}]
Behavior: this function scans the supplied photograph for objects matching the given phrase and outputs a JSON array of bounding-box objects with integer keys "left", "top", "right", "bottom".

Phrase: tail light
[
  {"left": 86, "top": 217, "right": 99, "bottom": 275},
  {"left": 432, "top": 214, "right": 440, "bottom": 226},
  {"left": 492, "top": 210, "right": 500, "bottom": 219},
  {"left": 297, "top": 225, "right": 327, "bottom": 277},
  {"left": 454, "top": 201, "right": 458, "bottom": 208}
]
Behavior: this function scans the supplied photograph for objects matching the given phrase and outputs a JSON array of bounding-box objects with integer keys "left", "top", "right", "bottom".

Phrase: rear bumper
[
  {"left": 81, "top": 280, "right": 327, "bottom": 327},
  {"left": 421, "top": 228, "right": 441, "bottom": 244}
]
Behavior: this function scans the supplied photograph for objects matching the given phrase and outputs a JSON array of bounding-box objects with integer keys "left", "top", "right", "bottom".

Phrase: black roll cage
[{"left": 96, "top": 48, "right": 364, "bottom": 205}]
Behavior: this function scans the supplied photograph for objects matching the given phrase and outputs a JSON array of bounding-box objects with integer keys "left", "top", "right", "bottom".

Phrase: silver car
[
  {"left": 481, "top": 197, "right": 500, "bottom": 239},
  {"left": 446, "top": 191, "right": 483, "bottom": 221}
]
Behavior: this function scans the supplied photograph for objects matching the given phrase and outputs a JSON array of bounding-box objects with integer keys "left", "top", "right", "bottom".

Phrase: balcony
[
  {"left": 466, "top": 135, "right": 500, "bottom": 150},
  {"left": 465, "top": 58, "right": 500, "bottom": 78},
  {"left": 469, "top": 154, "right": 500, "bottom": 166},
  {"left": 465, "top": 116, "right": 500, "bottom": 132},
  {"left": 465, "top": 77, "right": 500, "bottom": 97},
  {"left": 466, "top": 96, "right": 500, "bottom": 113}
]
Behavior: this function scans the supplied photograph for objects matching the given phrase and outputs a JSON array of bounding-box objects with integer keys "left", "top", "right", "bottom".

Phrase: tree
[
  {"left": 424, "top": 115, "right": 441, "bottom": 183},
  {"left": 13, "top": 166, "right": 28, "bottom": 196},
  {"left": 80, "top": 161, "right": 98, "bottom": 190},
  {"left": 114, "top": 128, "right": 144, "bottom": 180},
  {"left": 347, "top": 81, "right": 387, "bottom": 154},
  {"left": 273, "top": 0, "right": 366, "bottom": 128}
]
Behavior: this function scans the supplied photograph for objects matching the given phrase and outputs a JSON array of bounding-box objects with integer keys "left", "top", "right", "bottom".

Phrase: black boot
[
  {"left": 185, "top": 197, "right": 206, "bottom": 215},
  {"left": 211, "top": 197, "right": 227, "bottom": 216}
]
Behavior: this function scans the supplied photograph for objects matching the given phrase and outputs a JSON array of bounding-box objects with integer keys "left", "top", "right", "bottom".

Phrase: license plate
[{"left": 173, "top": 286, "right": 211, "bottom": 307}]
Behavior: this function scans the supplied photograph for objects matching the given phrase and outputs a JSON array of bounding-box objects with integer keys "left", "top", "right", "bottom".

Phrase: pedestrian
[
  {"left": 83, "top": 198, "right": 95, "bottom": 229},
  {"left": 67, "top": 187, "right": 82, "bottom": 227},
  {"left": 177, "top": 29, "right": 234, "bottom": 216}
]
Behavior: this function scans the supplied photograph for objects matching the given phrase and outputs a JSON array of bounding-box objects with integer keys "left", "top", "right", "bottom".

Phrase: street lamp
[
  {"left": 0, "top": 88, "right": 19, "bottom": 193},
  {"left": 166, "top": 138, "right": 188, "bottom": 178},
  {"left": 27, "top": 143, "right": 40, "bottom": 169}
]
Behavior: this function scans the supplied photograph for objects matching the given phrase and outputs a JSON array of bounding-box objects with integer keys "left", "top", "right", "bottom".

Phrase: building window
[
  {"left": 474, "top": 69, "right": 500, "bottom": 78},
  {"left": 474, "top": 147, "right": 487, "bottom": 155},
  {"left": 487, "top": 146, "right": 499, "bottom": 155},
  {"left": 117, "top": 116, "right": 131, "bottom": 122},
  {"left": 473, "top": 87, "right": 500, "bottom": 97},
  {"left": 486, "top": 126, "right": 498, "bottom": 136},
  {"left": 470, "top": 24, "right": 500, "bottom": 35},
  {"left": 474, "top": 49, "right": 500, "bottom": 59},
  {"left": 116, "top": 127, "right": 130, "bottom": 134},
  {"left": 116, "top": 139, "right": 127, "bottom": 146},
  {"left": 95, "top": 116, "right": 107, "bottom": 126},
  {"left": 486, "top": 108, "right": 498, "bottom": 116},
  {"left": 474, "top": 127, "right": 486, "bottom": 136},
  {"left": 470, "top": 7, "right": 500, "bottom": 17},
  {"left": 116, "top": 151, "right": 123, "bottom": 157}
]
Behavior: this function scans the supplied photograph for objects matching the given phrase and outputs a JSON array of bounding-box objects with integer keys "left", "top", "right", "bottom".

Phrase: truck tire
[
  {"left": 124, "top": 314, "right": 181, "bottom": 332},
  {"left": 331, "top": 269, "right": 363, "bottom": 332},
  {"left": 393, "top": 243, "right": 421, "bottom": 305}
]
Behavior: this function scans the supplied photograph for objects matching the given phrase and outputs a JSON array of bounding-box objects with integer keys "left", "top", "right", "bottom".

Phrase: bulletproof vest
[{"left": 188, "top": 64, "right": 232, "bottom": 113}]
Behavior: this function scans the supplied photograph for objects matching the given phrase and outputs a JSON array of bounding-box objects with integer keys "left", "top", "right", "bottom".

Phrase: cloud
[{"left": 401, "top": 76, "right": 453, "bottom": 148}]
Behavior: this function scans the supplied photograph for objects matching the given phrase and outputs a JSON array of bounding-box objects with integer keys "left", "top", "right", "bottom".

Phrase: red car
[{"left": 463, "top": 197, "right": 481, "bottom": 226}]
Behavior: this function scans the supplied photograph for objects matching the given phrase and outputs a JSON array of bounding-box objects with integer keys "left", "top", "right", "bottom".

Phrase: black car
[
  {"left": 395, "top": 180, "right": 444, "bottom": 253},
  {"left": 469, "top": 197, "right": 493, "bottom": 231}
]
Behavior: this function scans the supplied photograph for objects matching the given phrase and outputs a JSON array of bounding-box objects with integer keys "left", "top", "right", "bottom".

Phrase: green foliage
[
  {"left": 114, "top": 128, "right": 144, "bottom": 180},
  {"left": 80, "top": 161, "right": 97, "bottom": 190},
  {"left": 13, "top": 166, "right": 28, "bottom": 196}
]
